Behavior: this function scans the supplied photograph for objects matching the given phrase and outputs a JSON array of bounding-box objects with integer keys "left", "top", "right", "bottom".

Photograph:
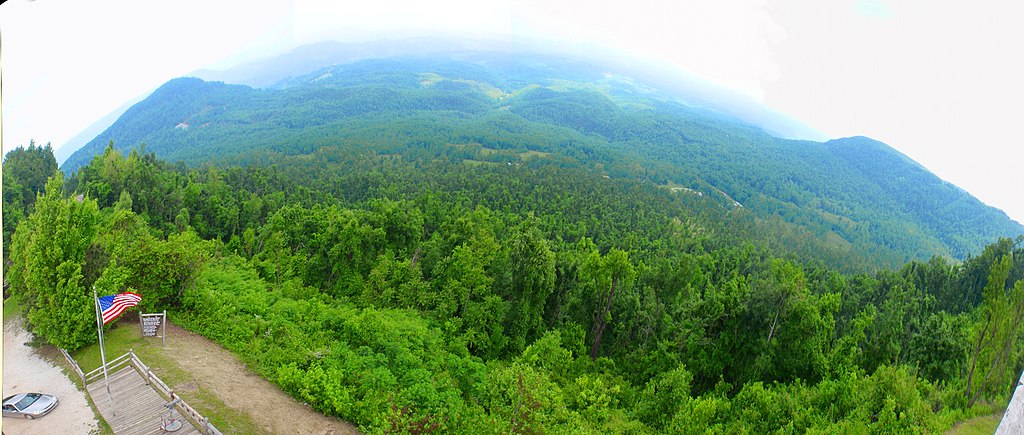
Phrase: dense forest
[
  {"left": 63, "top": 52, "right": 1024, "bottom": 270},
  {"left": 5, "top": 142, "right": 1024, "bottom": 433}
]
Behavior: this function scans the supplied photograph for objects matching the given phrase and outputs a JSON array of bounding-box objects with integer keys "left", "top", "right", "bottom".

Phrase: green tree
[
  {"left": 2, "top": 141, "right": 59, "bottom": 208},
  {"left": 363, "top": 252, "right": 430, "bottom": 310},
  {"left": 965, "top": 253, "right": 1024, "bottom": 406},
  {"left": 428, "top": 209, "right": 508, "bottom": 357},
  {"left": 580, "top": 248, "right": 635, "bottom": 360},
  {"left": 502, "top": 216, "right": 556, "bottom": 353},
  {"left": 366, "top": 198, "right": 425, "bottom": 257},
  {"left": 635, "top": 364, "right": 693, "bottom": 429},
  {"left": 8, "top": 173, "right": 100, "bottom": 349},
  {"left": 2, "top": 174, "right": 25, "bottom": 260},
  {"left": 2, "top": 141, "right": 59, "bottom": 257}
]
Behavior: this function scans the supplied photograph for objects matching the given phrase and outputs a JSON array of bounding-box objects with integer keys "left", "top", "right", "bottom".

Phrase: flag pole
[{"left": 94, "top": 287, "right": 115, "bottom": 415}]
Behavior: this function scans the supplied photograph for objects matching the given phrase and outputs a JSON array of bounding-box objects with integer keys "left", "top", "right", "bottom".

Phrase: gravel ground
[{"left": 3, "top": 319, "right": 99, "bottom": 435}]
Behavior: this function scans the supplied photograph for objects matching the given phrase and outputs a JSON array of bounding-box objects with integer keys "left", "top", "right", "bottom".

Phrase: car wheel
[{"left": 25, "top": 414, "right": 33, "bottom": 420}]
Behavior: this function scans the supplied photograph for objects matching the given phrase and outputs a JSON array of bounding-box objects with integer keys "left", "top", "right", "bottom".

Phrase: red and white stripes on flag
[{"left": 97, "top": 292, "right": 142, "bottom": 325}]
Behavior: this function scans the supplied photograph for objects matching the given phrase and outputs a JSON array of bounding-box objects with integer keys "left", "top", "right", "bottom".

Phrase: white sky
[{"left": 1, "top": 0, "right": 1021, "bottom": 225}]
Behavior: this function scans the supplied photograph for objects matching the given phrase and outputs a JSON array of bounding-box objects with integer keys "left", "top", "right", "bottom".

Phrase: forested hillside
[
  {"left": 7, "top": 143, "right": 1024, "bottom": 433},
  {"left": 10, "top": 43, "right": 1022, "bottom": 433},
  {"left": 62, "top": 50, "right": 1023, "bottom": 269}
]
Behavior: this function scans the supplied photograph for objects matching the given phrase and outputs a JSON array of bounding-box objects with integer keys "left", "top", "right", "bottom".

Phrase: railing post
[{"left": 60, "top": 348, "right": 87, "bottom": 386}]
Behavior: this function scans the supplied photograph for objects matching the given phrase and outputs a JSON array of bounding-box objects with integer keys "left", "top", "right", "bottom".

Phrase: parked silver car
[{"left": 2, "top": 393, "right": 58, "bottom": 419}]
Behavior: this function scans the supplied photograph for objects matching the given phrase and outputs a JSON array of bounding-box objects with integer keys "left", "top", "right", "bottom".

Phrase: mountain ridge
[
  {"left": 62, "top": 42, "right": 1023, "bottom": 265},
  {"left": 193, "top": 38, "right": 827, "bottom": 140}
]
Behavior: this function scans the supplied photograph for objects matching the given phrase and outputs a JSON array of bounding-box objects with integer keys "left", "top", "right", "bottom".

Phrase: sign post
[{"left": 140, "top": 310, "right": 167, "bottom": 347}]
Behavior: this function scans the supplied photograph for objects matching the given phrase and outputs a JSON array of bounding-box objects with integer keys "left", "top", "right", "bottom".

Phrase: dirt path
[
  {"left": 161, "top": 322, "right": 359, "bottom": 435},
  {"left": 2, "top": 319, "right": 99, "bottom": 435}
]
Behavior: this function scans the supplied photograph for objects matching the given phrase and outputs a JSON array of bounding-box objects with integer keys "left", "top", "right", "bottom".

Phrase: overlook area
[{"left": 3, "top": 14, "right": 1024, "bottom": 433}]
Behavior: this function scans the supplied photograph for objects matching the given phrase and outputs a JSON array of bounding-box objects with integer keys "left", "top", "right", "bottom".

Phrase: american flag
[{"left": 98, "top": 292, "right": 142, "bottom": 324}]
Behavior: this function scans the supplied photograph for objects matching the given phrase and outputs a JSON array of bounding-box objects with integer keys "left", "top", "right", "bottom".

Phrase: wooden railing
[
  {"left": 83, "top": 351, "right": 132, "bottom": 384},
  {"left": 131, "top": 352, "right": 173, "bottom": 396},
  {"left": 996, "top": 370, "right": 1024, "bottom": 434},
  {"left": 64, "top": 348, "right": 222, "bottom": 435},
  {"left": 127, "top": 351, "right": 222, "bottom": 435},
  {"left": 59, "top": 348, "right": 86, "bottom": 385}
]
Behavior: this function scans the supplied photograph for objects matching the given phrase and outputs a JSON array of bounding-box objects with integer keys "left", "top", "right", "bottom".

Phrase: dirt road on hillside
[
  {"left": 161, "top": 322, "right": 359, "bottom": 435},
  {"left": 2, "top": 319, "right": 99, "bottom": 435}
]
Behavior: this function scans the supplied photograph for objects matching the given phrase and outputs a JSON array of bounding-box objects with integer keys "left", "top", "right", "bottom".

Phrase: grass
[
  {"left": 3, "top": 294, "right": 25, "bottom": 323},
  {"left": 945, "top": 413, "right": 1002, "bottom": 434},
  {"left": 463, "top": 159, "right": 501, "bottom": 167},
  {"left": 824, "top": 230, "right": 854, "bottom": 251},
  {"left": 71, "top": 320, "right": 266, "bottom": 434},
  {"left": 518, "top": 150, "right": 551, "bottom": 159}
]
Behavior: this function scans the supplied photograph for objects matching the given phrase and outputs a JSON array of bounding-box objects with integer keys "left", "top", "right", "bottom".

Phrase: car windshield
[{"left": 13, "top": 393, "right": 40, "bottom": 410}]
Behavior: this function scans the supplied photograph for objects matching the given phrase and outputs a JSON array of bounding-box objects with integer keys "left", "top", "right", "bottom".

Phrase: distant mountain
[
  {"left": 194, "top": 38, "right": 826, "bottom": 141},
  {"left": 63, "top": 40, "right": 1023, "bottom": 263},
  {"left": 55, "top": 92, "right": 148, "bottom": 165}
]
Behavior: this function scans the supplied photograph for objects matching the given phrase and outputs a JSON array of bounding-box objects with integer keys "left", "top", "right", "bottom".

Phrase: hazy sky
[{"left": 2, "top": 0, "right": 1022, "bottom": 224}]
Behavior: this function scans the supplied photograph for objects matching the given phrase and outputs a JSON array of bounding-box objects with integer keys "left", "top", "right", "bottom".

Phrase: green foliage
[
  {"left": 2, "top": 141, "right": 59, "bottom": 257},
  {"left": 578, "top": 247, "right": 635, "bottom": 360},
  {"left": 911, "top": 311, "right": 970, "bottom": 382},
  {"left": 153, "top": 175, "right": 1013, "bottom": 432},
  {"left": 965, "top": 253, "right": 1024, "bottom": 407},
  {"left": 62, "top": 54, "right": 1023, "bottom": 270},
  {"left": 501, "top": 216, "right": 556, "bottom": 354},
  {"left": 479, "top": 362, "right": 571, "bottom": 433},
  {"left": 6, "top": 169, "right": 220, "bottom": 349},
  {"left": 96, "top": 209, "right": 215, "bottom": 310},
  {"left": 635, "top": 364, "right": 693, "bottom": 429},
  {"left": 8, "top": 172, "right": 99, "bottom": 349},
  {"left": 12, "top": 102, "right": 1024, "bottom": 431}
]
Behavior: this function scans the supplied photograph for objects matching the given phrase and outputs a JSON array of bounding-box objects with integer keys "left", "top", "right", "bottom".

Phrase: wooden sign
[
  {"left": 142, "top": 317, "right": 161, "bottom": 336},
  {"left": 140, "top": 311, "right": 167, "bottom": 346}
]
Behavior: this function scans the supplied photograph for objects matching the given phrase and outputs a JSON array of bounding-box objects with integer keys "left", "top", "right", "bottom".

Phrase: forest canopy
[
  {"left": 63, "top": 55, "right": 1024, "bottom": 268},
  {"left": 5, "top": 143, "right": 1024, "bottom": 433}
]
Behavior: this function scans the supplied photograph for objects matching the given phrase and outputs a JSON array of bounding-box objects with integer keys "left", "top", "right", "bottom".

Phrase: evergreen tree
[
  {"left": 8, "top": 172, "right": 99, "bottom": 349},
  {"left": 2, "top": 141, "right": 59, "bottom": 257}
]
